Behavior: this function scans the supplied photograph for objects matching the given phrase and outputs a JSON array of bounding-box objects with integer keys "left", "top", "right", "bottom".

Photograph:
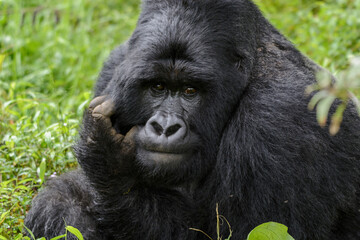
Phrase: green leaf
[
  {"left": 0, "top": 54, "right": 5, "bottom": 72},
  {"left": 329, "top": 102, "right": 347, "bottom": 135},
  {"left": 308, "top": 90, "right": 328, "bottom": 111},
  {"left": 349, "top": 92, "right": 360, "bottom": 116},
  {"left": 14, "top": 233, "right": 28, "bottom": 240},
  {"left": 65, "top": 226, "right": 84, "bottom": 240},
  {"left": 0, "top": 210, "right": 10, "bottom": 223},
  {"left": 247, "top": 222, "right": 295, "bottom": 240},
  {"left": 39, "top": 159, "right": 47, "bottom": 185},
  {"left": 316, "top": 70, "right": 332, "bottom": 88},
  {"left": 0, "top": 235, "right": 8, "bottom": 240},
  {"left": 316, "top": 95, "right": 336, "bottom": 127},
  {"left": 50, "top": 234, "right": 66, "bottom": 240},
  {"left": 23, "top": 225, "right": 36, "bottom": 240}
]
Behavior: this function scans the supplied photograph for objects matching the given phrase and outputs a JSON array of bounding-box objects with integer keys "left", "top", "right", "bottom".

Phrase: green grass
[
  {"left": 254, "top": 0, "right": 360, "bottom": 72},
  {"left": 0, "top": 0, "right": 359, "bottom": 238},
  {"left": 0, "top": 0, "right": 140, "bottom": 238}
]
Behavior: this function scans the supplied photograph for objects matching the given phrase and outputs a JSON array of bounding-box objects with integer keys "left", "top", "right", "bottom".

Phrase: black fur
[{"left": 25, "top": 0, "right": 360, "bottom": 239}]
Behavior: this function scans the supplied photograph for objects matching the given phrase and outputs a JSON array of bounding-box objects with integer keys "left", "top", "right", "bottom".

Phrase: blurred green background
[{"left": 0, "top": 0, "right": 359, "bottom": 238}]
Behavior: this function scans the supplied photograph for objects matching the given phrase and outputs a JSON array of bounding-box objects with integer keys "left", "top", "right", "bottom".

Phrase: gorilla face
[
  {"left": 105, "top": 54, "right": 243, "bottom": 184},
  {"left": 101, "top": 2, "right": 253, "bottom": 184},
  {"left": 110, "top": 60, "right": 220, "bottom": 183},
  {"left": 136, "top": 80, "right": 201, "bottom": 169}
]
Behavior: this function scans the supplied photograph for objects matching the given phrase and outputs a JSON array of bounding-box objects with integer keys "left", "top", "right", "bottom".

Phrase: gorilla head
[{"left": 97, "top": 0, "right": 257, "bottom": 185}]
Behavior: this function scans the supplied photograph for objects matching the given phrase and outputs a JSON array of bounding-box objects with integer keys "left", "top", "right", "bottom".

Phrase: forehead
[
  {"left": 128, "top": 57, "right": 217, "bottom": 89},
  {"left": 122, "top": 1, "right": 241, "bottom": 87},
  {"left": 128, "top": 1, "right": 238, "bottom": 63}
]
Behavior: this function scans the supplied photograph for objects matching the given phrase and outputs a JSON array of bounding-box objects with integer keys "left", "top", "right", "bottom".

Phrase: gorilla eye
[
  {"left": 184, "top": 87, "right": 197, "bottom": 95},
  {"left": 151, "top": 83, "right": 166, "bottom": 92}
]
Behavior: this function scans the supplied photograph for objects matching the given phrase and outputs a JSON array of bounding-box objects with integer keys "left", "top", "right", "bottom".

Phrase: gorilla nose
[
  {"left": 164, "top": 123, "right": 182, "bottom": 137},
  {"left": 146, "top": 112, "right": 186, "bottom": 141}
]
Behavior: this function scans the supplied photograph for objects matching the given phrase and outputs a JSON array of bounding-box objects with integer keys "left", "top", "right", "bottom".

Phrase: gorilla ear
[
  {"left": 235, "top": 61, "right": 242, "bottom": 71},
  {"left": 234, "top": 55, "right": 247, "bottom": 73},
  {"left": 234, "top": 50, "right": 254, "bottom": 76}
]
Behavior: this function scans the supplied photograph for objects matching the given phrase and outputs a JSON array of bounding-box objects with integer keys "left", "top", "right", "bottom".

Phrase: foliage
[
  {"left": 307, "top": 57, "right": 360, "bottom": 135},
  {"left": 254, "top": 0, "right": 360, "bottom": 71},
  {"left": 190, "top": 204, "right": 232, "bottom": 240},
  {"left": 247, "top": 222, "right": 294, "bottom": 240},
  {"left": 0, "top": 0, "right": 358, "bottom": 238},
  {"left": 190, "top": 205, "right": 294, "bottom": 240},
  {"left": 24, "top": 225, "right": 82, "bottom": 240},
  {"left": 24, "top": 221, "right": 293, "bottom": 240}
]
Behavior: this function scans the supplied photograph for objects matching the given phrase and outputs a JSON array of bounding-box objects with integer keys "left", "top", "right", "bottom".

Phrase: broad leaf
[{"left": 247, "top": 222, "right": 295, "bottom": 240}]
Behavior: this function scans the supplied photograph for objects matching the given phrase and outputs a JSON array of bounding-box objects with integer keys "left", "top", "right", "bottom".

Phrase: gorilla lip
[
  {"left": 140, "top": 143, "right": 191, "bottom": 154},
  {"left": 137, "top": 148, "right": 191, "bottom": 164}
]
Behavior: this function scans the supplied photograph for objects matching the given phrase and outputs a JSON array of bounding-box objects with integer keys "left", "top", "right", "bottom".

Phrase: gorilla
[{"left": 25, "top": 0, "right": 360, "bottom": 239}]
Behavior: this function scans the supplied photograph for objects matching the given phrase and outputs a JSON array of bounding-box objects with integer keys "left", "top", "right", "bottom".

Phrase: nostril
[
  {"left": 151, "top": 121, "right": 164, "bottom": 135},
  {"left": 165, "top": 124, "right": 182, "bottom": 137}
]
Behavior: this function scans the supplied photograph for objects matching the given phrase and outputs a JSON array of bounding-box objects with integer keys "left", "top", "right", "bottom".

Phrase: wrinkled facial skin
[
  {"left": 105, "top": 60, "right": 244, "bottom": 185},
  {"left": 108, "top": 63, "right": 217, "bottom": 183},
  {"left": 101, "top": 58, "right": 231, "bottom": 184},
  {"left": 136, "top": 84, "right": 201, "bottom": 170}
]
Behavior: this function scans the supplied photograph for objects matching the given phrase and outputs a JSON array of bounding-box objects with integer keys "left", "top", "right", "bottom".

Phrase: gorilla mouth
[
  {"left": 137, "top": 147, "right": 191, "bottom": 165},
  {"left": 140, "top": 143, "right": 191, "bottom": 154},
  {"left": 135, "top": 110, "right": 198, "bottom": 167}
]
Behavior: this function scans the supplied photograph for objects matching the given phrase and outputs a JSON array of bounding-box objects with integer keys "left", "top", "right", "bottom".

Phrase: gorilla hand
[
  {"left": 89, "top": 95, "right": 135, "bottom": 148},
  {"left": 75, "top": 96, "right": 138, "bottom": 193}
]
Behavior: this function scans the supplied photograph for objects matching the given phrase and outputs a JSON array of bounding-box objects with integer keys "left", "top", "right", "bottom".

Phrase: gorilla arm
[
  {"left": 74, "top": 96, "right": 195, "bottom": 239},
  {"left": 24, "top": 96, "right": 137, "bottom": 239}
]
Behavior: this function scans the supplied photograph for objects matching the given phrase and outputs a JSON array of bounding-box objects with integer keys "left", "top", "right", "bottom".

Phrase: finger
[
  {"left": 89, "top": 95, "right": 107, "bottom": 109},
  {"left": 121, "top": 126, "right": 138, "bottom": 155},
  {"left": 113, "top": 133, "right": 125, "bottom": 144},
  {"left": 91, "top": 113, "right": 113, "bottom": 127},
  {"left": 124, "top": 126, "right": 138, "bottom": 142},
  {"left": 92, "top": 100, "right": 115, "bottom": 117}
]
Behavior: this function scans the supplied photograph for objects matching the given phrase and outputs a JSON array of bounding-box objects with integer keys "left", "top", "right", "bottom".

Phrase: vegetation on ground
[{"left": 1, "top": 0, "right": 359, "bottom": 238}]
